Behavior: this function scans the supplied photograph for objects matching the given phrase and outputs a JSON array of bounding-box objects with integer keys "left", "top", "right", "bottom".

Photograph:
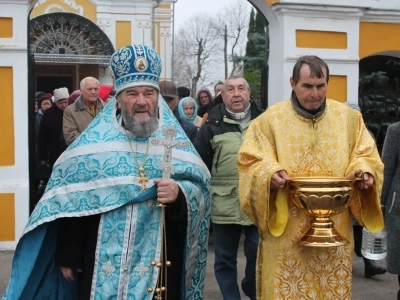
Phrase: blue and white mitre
[{"left": 109, "top": 44, "right": 162, "bottom": 95}]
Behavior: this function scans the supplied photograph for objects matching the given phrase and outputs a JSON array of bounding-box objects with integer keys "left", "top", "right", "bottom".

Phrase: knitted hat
[
  {"left": 53, "top": 87, "right": 69, "bottom": 102},
  {"left": 159, "top": 80, "right": 178, "bottom": 100},
  {"left": 38, "top": 93, "right": 53, "bottom": 107},
  {"left": 109, "top": 44, "right": 162, "bottom": 96},
  {"left": 177, "top": 86, "right": 191, "bottom": 98}
]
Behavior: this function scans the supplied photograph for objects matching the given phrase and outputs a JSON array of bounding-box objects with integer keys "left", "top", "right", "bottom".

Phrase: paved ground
[{"left": 0, "top": 240, "right": 397, "bottom": 299}]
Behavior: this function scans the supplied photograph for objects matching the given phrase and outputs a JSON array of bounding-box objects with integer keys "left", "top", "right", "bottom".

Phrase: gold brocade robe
[{"left": 238, "top": 99, "right": 384, "bottom": 300}]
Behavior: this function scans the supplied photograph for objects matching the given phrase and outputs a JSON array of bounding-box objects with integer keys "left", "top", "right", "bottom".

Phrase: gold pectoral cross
[{"left": 137, "top": 166, "right": 149, "bottom": 191}]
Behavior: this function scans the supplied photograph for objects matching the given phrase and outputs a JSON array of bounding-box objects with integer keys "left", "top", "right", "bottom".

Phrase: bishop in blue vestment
[{"left": 2, "top": 45, "right": 211, "bottom": 300}]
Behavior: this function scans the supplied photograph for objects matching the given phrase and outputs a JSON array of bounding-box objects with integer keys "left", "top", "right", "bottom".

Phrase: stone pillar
[
  {"left": 133, "top": 2, "right": 153, "bottom": 47},
  {"left": 0, "top": 0, "right": 30, "bottom": 250},
  {"left": 155, "top": 3, "right": 173, "bottom": 81},
  {"left": 94, "top": 0, "right": 172, "bottom": 78},
  {"left": 158, "top": 24, "right": 172, "bottom": 80},
  {"left": 250, "top": 0, "right": 363, "bottom": 107},
  {"left": 274, "top": 4, "right": 362, "bottom": 106},
  {"left": 98, "top": 67, "right": 114, "bottom": 85}
]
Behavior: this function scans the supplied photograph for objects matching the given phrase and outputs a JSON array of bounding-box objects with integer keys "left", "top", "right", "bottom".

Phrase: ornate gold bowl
[{"left": 288, "top": 177, "right": 354, "bottom": 247}]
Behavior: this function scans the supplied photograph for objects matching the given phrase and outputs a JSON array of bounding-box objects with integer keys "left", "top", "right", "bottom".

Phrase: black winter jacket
[{"left": 38, "top": 105, "right": 67, "bottom": 167}]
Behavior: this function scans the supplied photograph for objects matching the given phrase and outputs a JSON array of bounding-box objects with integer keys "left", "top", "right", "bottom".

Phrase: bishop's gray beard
[{"left": 121, "top": 103, "right": 159, "bottom": 138}]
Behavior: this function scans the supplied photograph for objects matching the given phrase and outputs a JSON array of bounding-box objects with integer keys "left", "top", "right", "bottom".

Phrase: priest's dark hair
[{"left": 292, "top": 55, "right": 330, "bottom": 84}]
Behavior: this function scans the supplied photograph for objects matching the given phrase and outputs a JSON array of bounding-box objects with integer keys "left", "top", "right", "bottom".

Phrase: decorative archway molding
[
  {"left": 30, "top": 12, "right": 114, "bottom": 66},
  {"left": 34, "top": 0, "right": 83, "bottom": 15}
]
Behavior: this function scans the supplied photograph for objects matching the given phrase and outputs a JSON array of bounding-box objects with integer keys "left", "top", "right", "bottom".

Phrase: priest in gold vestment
[{"left": 238, "top": 56, "right": 384, "bottom": 300}]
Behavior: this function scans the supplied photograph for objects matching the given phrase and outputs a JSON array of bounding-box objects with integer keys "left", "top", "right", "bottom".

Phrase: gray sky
[
  {"left": 172, "top": 0, "right": 252, "bottom": 88},
  {"left": 174, "top": 0, "right": 234, "bottom": 31}
]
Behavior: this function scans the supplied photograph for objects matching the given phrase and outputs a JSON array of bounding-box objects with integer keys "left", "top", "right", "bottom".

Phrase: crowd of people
[{"left": 2, "top": 43, "right": 399, "bottom": 300}]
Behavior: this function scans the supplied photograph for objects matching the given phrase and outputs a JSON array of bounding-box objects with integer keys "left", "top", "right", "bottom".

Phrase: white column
[
  {"left": 159, "top": 24, "right": 171, "bottom": 80},
  {"left": 250, "top": 1, "right": 363, "bottom": 107},
  {"left": 97, "top": 66, "right": 114, "bottom": 85},
  {"left": 274, "top": 5, "right": 362, "bottom": 106},
  {"left": 133, "top": 2, "right": 153, "bottom": 45},
  {"left": 0, "top": 0, "right": 30, "bottom": 250},
  {"left": 134, "top": 18, "right": 152, "bottom": 45}
]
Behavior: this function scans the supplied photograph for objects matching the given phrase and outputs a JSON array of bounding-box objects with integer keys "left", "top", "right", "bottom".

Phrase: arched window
[{"left": 30, "top": 12, "right": 114, "bottom": 65}]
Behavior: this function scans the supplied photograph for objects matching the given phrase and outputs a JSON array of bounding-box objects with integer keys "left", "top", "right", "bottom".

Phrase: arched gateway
[{"left": 30, "top": 12, "right": 114, "bottom": 92}]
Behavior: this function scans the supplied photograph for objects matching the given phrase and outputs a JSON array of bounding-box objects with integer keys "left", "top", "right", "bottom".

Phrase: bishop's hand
[
  {"left": 60, "top": 267, "right": 82, "bottom": 281},
  {"left": 154, "top": 179, "right": 179, "bottom": 204}
]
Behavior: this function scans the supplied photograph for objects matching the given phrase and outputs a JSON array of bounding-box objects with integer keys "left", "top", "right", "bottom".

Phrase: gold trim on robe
[{"left": 238, "top": 99, "right": 384, "bottom": 300}]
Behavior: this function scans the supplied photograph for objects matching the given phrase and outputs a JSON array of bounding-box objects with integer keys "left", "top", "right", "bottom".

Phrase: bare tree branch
[
  {"left": 212, "top": 0, "right": 250, "bottom": 78},
  {"left": 173, "top": 13, "right": 220, "bottom": 95},
  {"left": 173, "top": 1, "right": 250, "bottom": 93}
]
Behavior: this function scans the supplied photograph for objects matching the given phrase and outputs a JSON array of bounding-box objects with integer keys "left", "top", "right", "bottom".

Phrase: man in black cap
[
  {"left": 177, "top": 86, "right": 191, "bottom": 100},
  {"left": 160, "top": 81, "right": 197, "bottom": 143}
]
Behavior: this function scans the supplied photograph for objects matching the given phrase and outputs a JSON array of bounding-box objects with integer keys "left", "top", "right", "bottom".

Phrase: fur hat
[{"left": 53, "top": 87, "right": 69, "bottom": 102}]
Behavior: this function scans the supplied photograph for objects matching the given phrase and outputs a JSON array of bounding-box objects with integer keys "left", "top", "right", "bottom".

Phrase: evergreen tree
[
  {"left": 242, "top": 10, "right": 267, "bottom": 101},
  {"left": 244, "top": 9, "right": 257, "bottom": 61},
  {"left": 255, "top": 11, "right": 265, "bottom": 37}
]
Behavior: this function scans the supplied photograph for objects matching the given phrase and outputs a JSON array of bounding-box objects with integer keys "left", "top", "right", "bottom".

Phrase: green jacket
[{"left": 194, "top": 100, "right": 264, "bottom": 224}]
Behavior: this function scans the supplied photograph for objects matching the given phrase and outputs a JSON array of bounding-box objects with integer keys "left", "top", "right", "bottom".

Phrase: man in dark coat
[
  {"left": 38, "top": 87, "right": 69, "bottom": 168},
  {"left": 381, "top": 121, "right": 400, "bottom": 299}
]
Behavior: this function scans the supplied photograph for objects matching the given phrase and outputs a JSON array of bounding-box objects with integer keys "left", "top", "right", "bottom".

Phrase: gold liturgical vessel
[{"left": 288, "top": 177, "right": 354, "bottom": 247}]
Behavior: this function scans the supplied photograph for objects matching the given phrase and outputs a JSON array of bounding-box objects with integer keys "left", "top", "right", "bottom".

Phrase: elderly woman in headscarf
[{"left": 178, "top": 96, "right": 203, "bottom": 129}]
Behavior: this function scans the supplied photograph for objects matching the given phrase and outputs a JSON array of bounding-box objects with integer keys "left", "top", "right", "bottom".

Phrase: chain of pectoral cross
[{"left": 124, "top": 128, "right": 150, "bottom": 192}]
